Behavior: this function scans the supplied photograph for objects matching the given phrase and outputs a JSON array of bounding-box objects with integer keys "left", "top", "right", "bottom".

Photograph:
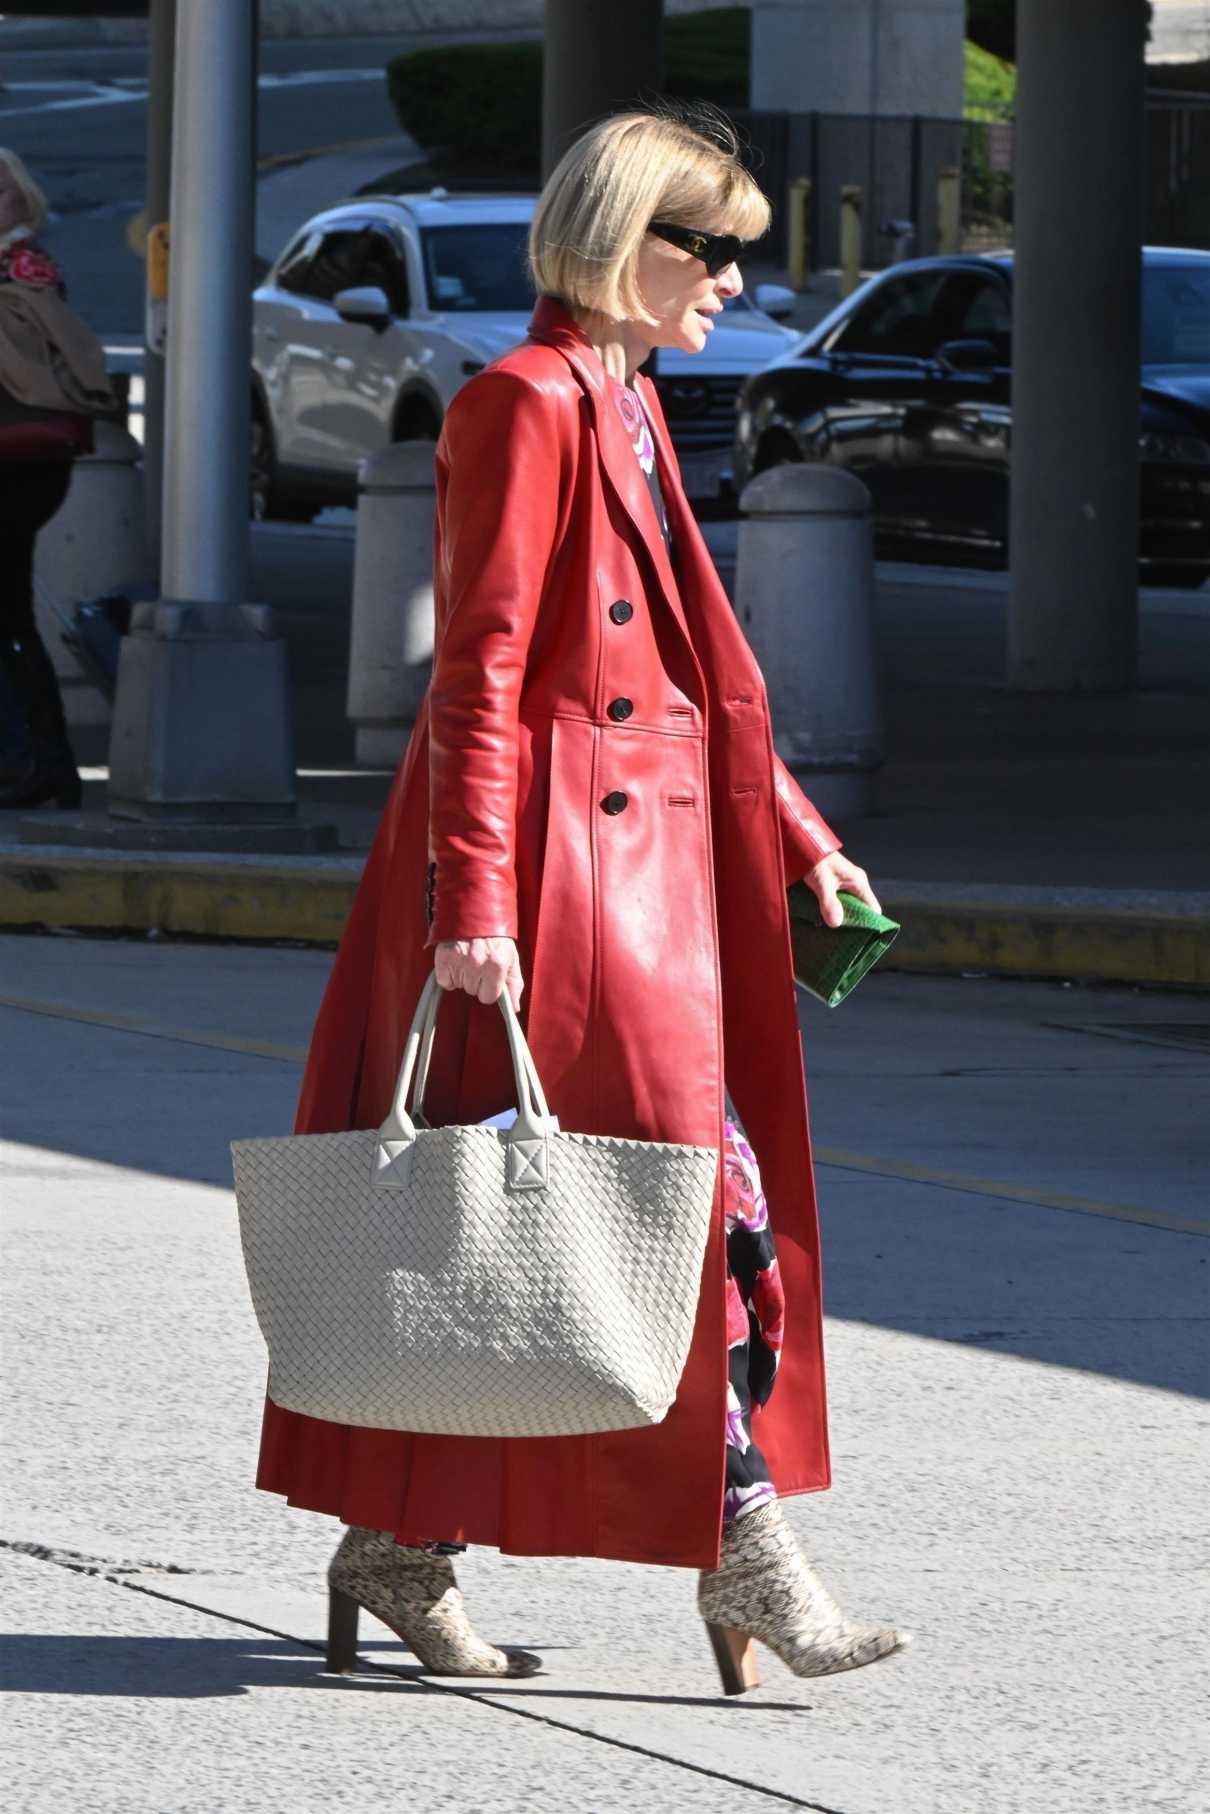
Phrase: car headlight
[
  {"left": 1139, "top": 430, "right": 1210, "bottom": 464},
  {"left": 737, "top": 409, "right": 752, "bottom": 440}
]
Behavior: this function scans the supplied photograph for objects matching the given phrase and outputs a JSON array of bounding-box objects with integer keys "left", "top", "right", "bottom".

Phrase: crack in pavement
[
  {"left": 2, "top": 1537, "right": 196, "bottom": 1578},
  {"left": 5, "top": 1539, "right": 850, "bottom": 1814}
]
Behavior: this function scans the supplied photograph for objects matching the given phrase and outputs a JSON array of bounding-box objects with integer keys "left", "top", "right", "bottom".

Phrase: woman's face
[
  {"left": 634, "top": 228, "right": 744, "bottom": 354},
  {"left": 0, "top": 164, "right": 30, "bottom": 235}
]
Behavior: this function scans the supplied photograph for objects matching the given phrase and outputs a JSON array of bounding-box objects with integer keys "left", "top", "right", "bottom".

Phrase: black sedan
[{"left": 734, "top": 249, "right": 1210, "bottom": 585}]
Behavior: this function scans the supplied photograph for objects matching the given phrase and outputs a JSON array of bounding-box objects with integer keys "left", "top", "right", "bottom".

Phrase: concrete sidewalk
[{"left": 3, "top": 935, "right": 1206, "bottom": 1812}]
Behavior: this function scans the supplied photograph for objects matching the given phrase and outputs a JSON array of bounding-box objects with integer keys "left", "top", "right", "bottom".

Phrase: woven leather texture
[{"left": 231, "top": 1121, "right": 718, "bottom": 1437}]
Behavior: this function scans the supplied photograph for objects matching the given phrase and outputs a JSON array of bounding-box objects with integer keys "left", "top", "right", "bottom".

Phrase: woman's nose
[{"left": 716, "top": 263, "right": 743, "bottom": 301}]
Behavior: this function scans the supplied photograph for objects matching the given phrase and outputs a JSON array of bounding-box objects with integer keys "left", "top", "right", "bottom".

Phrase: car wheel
[
  {"left": 752, "top": 431, "right": 801, "bottom": 475},
  {"left": 1146, "top": 565, "right": 1209, "bottom": 590},
  {"left": 250, "top": 406, "right": 320, "bottom": 524},
  {"left": 391, "top": 401, "right": 441, "bottom": 444}
]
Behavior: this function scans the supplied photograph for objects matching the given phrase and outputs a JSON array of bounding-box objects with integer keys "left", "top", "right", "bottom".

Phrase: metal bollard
[
  {"left": 347, "top": 440, "right": 437, "bottom": 767},
  {"left": 839, "top": 185, "right": 863, "bottom": 298},
  {"left": 787, "top": 175, "right": 812, "bottom": 291},
  {"left": 32, "top": 421, "right": 149, "bottom": 727},
  {"left": 735, "top": 464, "right": 883, "bottom": 820}
]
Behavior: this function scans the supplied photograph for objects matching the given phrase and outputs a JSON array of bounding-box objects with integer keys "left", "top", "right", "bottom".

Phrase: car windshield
[
  {"left": 1142, "top": 264, "right": 1210, "bottom": 365},
  {"left": 420, "top": 223, "right": 535, "bottom": 312}
]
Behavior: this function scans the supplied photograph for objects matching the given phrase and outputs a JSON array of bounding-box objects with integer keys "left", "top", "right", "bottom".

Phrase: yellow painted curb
[
  {"left": 2, "top": 854, "right": 1207, "bottom": 990},
  {"left": 0, "top": 852, "right": 359, "bottom": 946},
  {"left": 788, "top": 887, "right": 1209, "bottom": 991}
]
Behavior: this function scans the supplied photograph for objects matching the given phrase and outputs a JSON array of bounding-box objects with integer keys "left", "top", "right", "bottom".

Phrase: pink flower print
[{"left": 613, "top": 381, "right": 656, "bottom": 474}]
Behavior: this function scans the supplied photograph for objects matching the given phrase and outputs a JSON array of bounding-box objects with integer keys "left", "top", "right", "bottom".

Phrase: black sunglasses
[{"left": 647, "top": 220, "right": 746, "bottom": 278}]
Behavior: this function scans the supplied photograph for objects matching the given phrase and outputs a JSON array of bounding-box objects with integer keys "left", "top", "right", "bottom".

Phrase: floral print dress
[{"left": 611, "top": 372, "right": 786, "bottom": 1527}]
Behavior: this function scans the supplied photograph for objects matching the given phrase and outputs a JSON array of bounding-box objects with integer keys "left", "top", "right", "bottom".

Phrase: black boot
[{"left": 0, "top": 631, "right": 82, "bottom": 810}]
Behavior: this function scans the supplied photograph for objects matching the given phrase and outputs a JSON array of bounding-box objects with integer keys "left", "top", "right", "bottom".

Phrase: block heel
[
  {"left": 705, "top": 1621, "right": 761, "bottom": 1696},
  {"left": 325, "top": 1583, "right": 360, "bottom": 1673}
]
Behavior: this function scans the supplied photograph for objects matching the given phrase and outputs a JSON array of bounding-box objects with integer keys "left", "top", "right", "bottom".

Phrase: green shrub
[
  {"left": 386, "top": 42, "right": 542, "bottom": 174},
  {"left": 964, "top": 39, "right": 1015, "bottom": 120},
  {"left": 384, "top": 8, "right": 750, "bottom": 178}
]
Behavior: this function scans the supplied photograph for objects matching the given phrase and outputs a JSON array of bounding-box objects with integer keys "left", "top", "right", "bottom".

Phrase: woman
[
  {"left": 257, "top": 104, "right": 910, "bottom": 1694},
  {"left": 0, "top": 147, "right": 107, "bottom": 810}
]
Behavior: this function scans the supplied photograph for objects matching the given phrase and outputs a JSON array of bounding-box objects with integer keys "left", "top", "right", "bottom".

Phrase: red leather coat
[{"left": 256, "top": 295, "right": 843, "bottom": 1570}]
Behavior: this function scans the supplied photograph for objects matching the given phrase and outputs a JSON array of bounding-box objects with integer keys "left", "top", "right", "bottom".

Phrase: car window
[
  {"left": 419, "top": 223, "right": 534, "bottom": 312},
  {"left": 274, "top": 229, "right": 320, "bottom": 295},
  {"left": 1142, "top": 265, "right": 1210, "bottom": 365},
  {"left": 929, "top": 273, "right": 1012, "bottom": 360},
  {"left": 298, "top": 228, "right": 371, "bottom": 305},
  {"left": 831, "top": 270, "right": 950, "bottom": 358},
  {"left": 359, "top": 226, "right": 409, "bottom": 316}
]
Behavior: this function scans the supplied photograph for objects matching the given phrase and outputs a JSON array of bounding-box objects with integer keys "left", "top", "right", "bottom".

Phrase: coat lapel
[{"left": 525, "top": 296, "right": 696, "bottom": 652}]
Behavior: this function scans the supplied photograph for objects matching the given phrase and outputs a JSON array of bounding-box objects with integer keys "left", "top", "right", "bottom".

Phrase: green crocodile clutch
[{"left": 794, "top": 890, "right": 901, "bottom": 1008}]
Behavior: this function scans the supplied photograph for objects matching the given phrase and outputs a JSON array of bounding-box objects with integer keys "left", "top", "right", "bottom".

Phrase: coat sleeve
[
  {"left": 425, "top": 368, "right": 564, "bottom": 947},
  {"left": 773, "top": 753, "right": 843, "bottom": 885}
]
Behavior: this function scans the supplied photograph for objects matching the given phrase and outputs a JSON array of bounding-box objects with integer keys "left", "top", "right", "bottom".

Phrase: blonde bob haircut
[
  {"left": 0, "top": 148, "right": 49, "bottom": 234},
  {"left": 528, "top": 102, "right": 771, "bottom": 325}
]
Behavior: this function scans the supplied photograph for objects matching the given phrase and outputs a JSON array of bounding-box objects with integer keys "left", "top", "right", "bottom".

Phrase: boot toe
[{"left": 503, "top": 1646, "right": 543, "bottom": 1677}]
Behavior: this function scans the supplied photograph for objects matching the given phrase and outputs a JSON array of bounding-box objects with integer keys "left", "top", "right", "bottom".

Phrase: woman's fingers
[
  {"left": 850, "top": 875, "right": 882, "bottom": 915},
  {"left": 808, "top": 856, "right": 881, "bottom": 924},
  {"left": 505, "top": 947, "right": 525, "bottom": 1013},
  {"left": 434, "top": 937, "right": 524, "bottom": 1005}
]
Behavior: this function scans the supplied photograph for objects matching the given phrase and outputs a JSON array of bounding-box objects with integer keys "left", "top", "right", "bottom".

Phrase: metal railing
[{"left": 735, "top": 97, "right": 1210, "bottom": 273}]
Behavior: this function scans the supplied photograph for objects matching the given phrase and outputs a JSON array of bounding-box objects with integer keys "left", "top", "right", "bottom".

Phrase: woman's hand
[
  {"left": 804, "top": 852, "right": 881, "bottom": 929},
  {"left": 435, "top": 937, "right": 525, "bottom": 1010}
]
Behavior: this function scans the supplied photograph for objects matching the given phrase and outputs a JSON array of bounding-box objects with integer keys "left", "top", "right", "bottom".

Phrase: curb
[
  {"left": 0, "top": 847, "right": 361, "bottom": 947},
  {"left": 1, "top": 849, "right": 1207, "bottom": 990}
]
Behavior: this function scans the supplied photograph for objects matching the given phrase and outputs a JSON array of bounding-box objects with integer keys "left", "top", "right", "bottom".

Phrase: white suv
[{"left": 251, "top": 190, "right": 798, "bottom": 521}]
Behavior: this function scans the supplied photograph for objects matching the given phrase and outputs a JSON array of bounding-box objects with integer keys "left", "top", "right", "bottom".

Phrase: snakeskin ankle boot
[
  {"left": 326, "top": 1525, "right": 541, "bottom": 1678},
  {"left": 698, "top": 1501, "right": 910, "bottom": 1694}
]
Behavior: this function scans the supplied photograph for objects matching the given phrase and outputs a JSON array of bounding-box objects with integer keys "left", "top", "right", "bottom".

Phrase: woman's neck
[{"left": 567, "top": 307, "right": 652, "bottom": 387}]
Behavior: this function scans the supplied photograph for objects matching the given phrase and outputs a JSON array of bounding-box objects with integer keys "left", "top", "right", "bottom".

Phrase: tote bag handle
[{"left": 378, "top": 972, "right": 554, "bottom": 1151}]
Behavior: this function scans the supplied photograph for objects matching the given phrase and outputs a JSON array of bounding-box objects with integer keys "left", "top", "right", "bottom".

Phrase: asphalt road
[{"left": 0, "top": 30, "right": 520, "bottom": 333}]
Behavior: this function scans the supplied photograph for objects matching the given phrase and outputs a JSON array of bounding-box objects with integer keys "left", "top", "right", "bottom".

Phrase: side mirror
[
  {"left": 333, "top": 285, "right": 391, "bottom": 327},
  {"left": 936, "top": 337, "right": 1002, "bottom": 372},
  {"left": 754, "top": 282, "right": 796, "bottom": 322}
]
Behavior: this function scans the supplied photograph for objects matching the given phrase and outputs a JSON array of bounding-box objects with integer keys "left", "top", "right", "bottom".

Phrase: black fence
[
  {"left": 736, "top": 96, "right": 1210, "bottom": 271},
  {"left": 1146, "top": 92, "right": 1210, "bottom": 248}
]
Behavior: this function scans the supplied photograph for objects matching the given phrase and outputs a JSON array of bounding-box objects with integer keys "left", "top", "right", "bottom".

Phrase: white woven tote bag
[{"left": 231, "top": 970, "right": 719, "bottom": 1438}]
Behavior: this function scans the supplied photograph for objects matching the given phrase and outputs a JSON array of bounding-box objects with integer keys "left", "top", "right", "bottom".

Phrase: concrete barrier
[
  {"left": 347, "top": 440, "right": 437, "bottom": 767},
  {"left": 736, "top": 462, "right": 883, "bottom": 819}
]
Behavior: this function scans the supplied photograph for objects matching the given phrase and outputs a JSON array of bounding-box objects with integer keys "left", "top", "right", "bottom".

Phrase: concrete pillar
[
  {"left": 750, "top": 0, "right": 965, "bottom": 117},
  {"left": 33, "top": 424, "right": 148, "bottom": 729},
  {"left": 1008, "top": 0, "right": 1147, "bottom": 690},
  {"left": 542, "top": 0, "right": 663, "bottom": 181},
  {"left": 736, "top": 465, "right": 883, "bottom": 820},
  {"left": 142, "top": 0, "right": 175, "bottom": 585},
  {"left": 347, "top": 443, "right": 437, "bottom": 767}
]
